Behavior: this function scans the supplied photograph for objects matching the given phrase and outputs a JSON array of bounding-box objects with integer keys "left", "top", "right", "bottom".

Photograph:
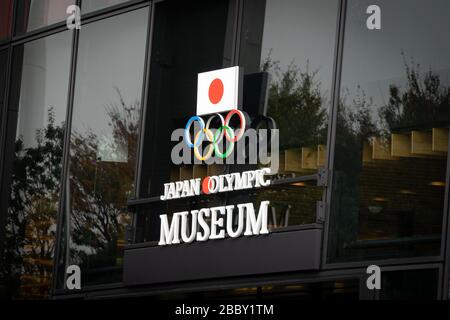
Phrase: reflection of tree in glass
[
  {"left": 262, "top": 56, "right": 328, "bottom": 150},
  {"left": 380, "top": 60, "right": 450, "bottom": 132},
  {"left": 3, "top": 108, "right": 64, "bottom": 299},
  {"left": 257, "top": 55, "right": 328, "bottom": 227},
  {"left": 331, "top": 58, "right": 450, "bottom": 260},
  {"left": 2, "top": 90, "right": 139, "bottom": 296},
  {"left": 339, "top": 57, "right": 450, "bottom": 142},
  {"left": 69, "top": 89, "right": 139, "bottom": 277}
]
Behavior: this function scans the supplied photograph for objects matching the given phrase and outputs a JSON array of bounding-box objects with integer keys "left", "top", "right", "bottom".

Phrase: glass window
[
  {"left": 139, "top": 0, "right": 234, "bottom": 198},
  {"left": 328, "top": 0, "right": 450, "bottom": 262},
  {"left": 136, "top": 0, "right": 236, "bottom": 242},
  {"left": 2, "top": 31, "right": 72, "bottom": 299},
  {"left": 81, "top": 0, "right": 130, "bottom": 13},
  {"left": 240, "top": 0, "right": 338, "bottom": 179},
  {"left": 136, "top": 0, "right": 339, "bottom": 242},
  {"left": 16, "top": 0, "right": 75, "bottom": 34},
  {"left": 64, "top": 8, "right": 148, "bottom": 286},
  {"left": 0, "top": 0, "right": 12, "bottom": 40},
  {"left": 230, "top": 0, "right": 339, "bottom": 229}
]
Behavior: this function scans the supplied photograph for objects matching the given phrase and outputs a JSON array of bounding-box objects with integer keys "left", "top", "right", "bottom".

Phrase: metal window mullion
[
  {"left": 440, "top": 117, "right": 450, "bottom": 299},
  {"left": 321, "top": 0, "right": 347, "bottom": 269},
  {"left": 132, "top": 1, "right": 155, "bottom": 243},
  {"left": 51, "top": 3, "right": 81, "bottom": 295},
  {"left": 233, "top": 0, "right": 244, "bottom": 67},
  {"left": 0, "top": 43, "right": 13, "bottom": 274}
]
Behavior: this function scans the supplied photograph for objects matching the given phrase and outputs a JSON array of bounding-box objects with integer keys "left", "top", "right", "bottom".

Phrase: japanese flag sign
[{"left": 196, "top": 66, "right": 243, "bottom": 116}]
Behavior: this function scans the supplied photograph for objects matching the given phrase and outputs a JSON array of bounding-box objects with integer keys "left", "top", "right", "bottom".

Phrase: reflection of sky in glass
[
  {"left": 261, "top": 0, "right": 338, "bottom": 98},
  {"left": 342, "top": 0, "right": 450, "bottom": 119},
  {"left": 17, "top": 31, "right": 72, "bottom": 149},
  {"left": 71, "top": 8, "right": 148, "bottom": 144}
]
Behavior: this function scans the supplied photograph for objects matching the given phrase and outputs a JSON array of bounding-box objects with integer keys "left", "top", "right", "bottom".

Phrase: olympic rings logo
[{"left": 184, "top": 110, "right": 247, "bottom": 161}]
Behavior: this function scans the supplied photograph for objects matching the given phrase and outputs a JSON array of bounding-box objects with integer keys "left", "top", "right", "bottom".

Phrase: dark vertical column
[
  {"left": 237, "top": 0, "right": 266, "bottom": 75},
  {"left": 0, "top": 45, "right": 24, "bottom": 298},
  {"left": 52, "top": 24, "right": 80, "bottom": 295},
  {"left": 321, "top": 0, "right": 347, "bottom": 267},
  {"left": 14, "top": 0, "right": 31, "bottom": 35}
]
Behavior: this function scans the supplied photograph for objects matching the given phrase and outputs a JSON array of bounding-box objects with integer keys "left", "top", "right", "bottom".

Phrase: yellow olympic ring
[{"left": 193, "top": 128, "right": 214, "bottom": 161}]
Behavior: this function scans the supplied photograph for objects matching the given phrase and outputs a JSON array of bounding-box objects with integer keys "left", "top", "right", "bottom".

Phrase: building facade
[{"left": 0, "top": 0, "right": 449, "bottom": 300}]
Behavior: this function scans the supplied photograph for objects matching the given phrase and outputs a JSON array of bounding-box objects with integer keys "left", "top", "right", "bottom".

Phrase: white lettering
[
  {"left": 242, "top": 201, "right": 270, "bottom": 236},
  {"left": 366, "top": 5, "right": 381, "bottom": 30},
  {"left": 226, "top": 205, "right": 244, "bottom": 238},
  {"left": 180, "top": 211, "right": 198, "bottom": 243},
  {"left": 160, "top": 170, "right": 271, "bottom": 201},
  {"left": 159, "top": 201, "right": 270, "bottom": 246},
  {"left": 210, "top": 206, "right": 226, "bottom": 239},
  {"left": 159, "top": 213, "right": 181, "bottom": 245},
  {"left": 196, "top": 209, "right": 211, "bottom": 242}
]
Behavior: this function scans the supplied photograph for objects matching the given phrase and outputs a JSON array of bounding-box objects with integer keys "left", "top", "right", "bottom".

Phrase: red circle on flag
[
  {"left": 208, "top": 79, "right": 224, "bottom": 105},
  {"left": 202, "top": 177, "right": 211, "bottom": 194}
]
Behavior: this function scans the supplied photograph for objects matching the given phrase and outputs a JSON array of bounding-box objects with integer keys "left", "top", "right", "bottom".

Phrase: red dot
[
  {"left": 202, "top": 177, "right": 211, "bottom": 194},
  {"left": 208, "top": 79, "right": 224, "bottom": 105}
]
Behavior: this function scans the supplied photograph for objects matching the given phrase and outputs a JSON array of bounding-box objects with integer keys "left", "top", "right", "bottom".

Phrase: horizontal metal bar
[
  {"left": 271, "top": 174, "right": 318, "bottom": 185},
  {"left": 127, "top": 195, "right": 160, "bottom": 207},
  {"left": 4, "top": 0, "right": 150, "bottom": 47},
  {"left": 78, "top": 0, "right": 150, "bottom": 27}
]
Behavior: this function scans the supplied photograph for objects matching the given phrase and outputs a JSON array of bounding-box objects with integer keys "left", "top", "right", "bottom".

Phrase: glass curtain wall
[
  {"left": 2, "top": 31, "right": 72, "bottom": 299},
  {"left": 328, "top": 0, "right": 450, "bottom": 262},
  {"left": 60, "top": 7, "right": 149, "bottom": 287}
]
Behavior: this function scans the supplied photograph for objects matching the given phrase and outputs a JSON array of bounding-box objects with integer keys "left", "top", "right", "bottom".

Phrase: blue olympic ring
[{"left": 184, "top": 116, "right": 205, "bottom": 148}]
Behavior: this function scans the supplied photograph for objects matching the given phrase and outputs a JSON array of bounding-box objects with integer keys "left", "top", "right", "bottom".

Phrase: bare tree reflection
[
  {"left": 3, "top": 90, "right": 140, "bottom": 297},
  {"left": 69, "top": 89, "right": 139, "bottom": 281}
]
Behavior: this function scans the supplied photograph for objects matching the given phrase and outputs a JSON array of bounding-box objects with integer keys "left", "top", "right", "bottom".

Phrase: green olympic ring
[{"left": 213, "top": 125, "right": 235, "bottom": 159}]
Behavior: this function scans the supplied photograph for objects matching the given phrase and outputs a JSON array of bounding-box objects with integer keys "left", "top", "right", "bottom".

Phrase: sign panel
[{"left": 124, "top": 229, "right": 322, "bottom": 286}]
